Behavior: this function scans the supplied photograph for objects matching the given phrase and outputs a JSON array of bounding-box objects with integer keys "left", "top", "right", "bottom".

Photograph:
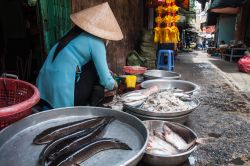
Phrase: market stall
[{"left": 0, "top": 1, "right": 207, "bottom": 166}]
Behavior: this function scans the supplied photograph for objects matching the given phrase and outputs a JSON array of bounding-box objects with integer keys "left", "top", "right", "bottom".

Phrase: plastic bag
[
  {"left": 125, "top": 75, "right": 137, "bottom": 89},
  {"left": 238, "top": 55, "right": 250, "bottom": 74},
  {"left": 126, "top": 50, "right": 148, "bottom": 67}
]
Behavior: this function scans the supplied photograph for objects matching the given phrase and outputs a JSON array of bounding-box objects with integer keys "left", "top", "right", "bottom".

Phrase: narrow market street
[
  {"left": 175, "top": 51, "right": 250, "bottom": 165},
  {"left": 1, "top": 1, "right": 250, "bottom": 166}
]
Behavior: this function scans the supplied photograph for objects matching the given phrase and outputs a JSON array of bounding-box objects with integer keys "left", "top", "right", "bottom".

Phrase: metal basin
[
  {"left": 142, "top": 120, "right": 197, "bottom": 166},
  {"left": 124, "top": 109, "right": 190, "bottom": 124},
  {"left": 0, "top": 106, "right": 148, "bottom": 166},
  {"left": 122, "top": 90, "right": 200, "bottom": 118},
  {"left": 144, "top": 70, "right": 181, "bottom": 80},
  {"left": 141, "top": 79, "right": 199, "bottom": 94}
]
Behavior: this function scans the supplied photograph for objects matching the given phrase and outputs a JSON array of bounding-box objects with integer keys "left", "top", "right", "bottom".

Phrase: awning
[{"left": 209, "top": 0, "right": 246, "bottom": 14}]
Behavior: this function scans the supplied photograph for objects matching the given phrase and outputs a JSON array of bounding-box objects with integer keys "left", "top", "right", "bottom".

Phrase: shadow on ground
[{"left": 209, "top": 59, "right": 239, "bottom": 74}]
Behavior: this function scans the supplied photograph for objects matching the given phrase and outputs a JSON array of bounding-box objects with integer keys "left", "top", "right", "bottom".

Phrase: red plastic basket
[
  {"left": 123, "top": 66, "right": 147, "bottom": 75},
  {"left": 0, "top": 77, "right": 40, "bottom": 129}
]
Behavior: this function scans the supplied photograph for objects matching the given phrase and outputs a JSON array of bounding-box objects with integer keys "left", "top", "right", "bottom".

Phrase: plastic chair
[{"left": 157, "top": 49, "right": 174, "bottom": 71}]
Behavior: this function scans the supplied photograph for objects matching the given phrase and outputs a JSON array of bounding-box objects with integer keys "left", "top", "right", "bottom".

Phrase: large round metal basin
[
  {"left": 143, "top": 70, "right": 181, "bottom": 80},
  {"left": 122, "top": 90, "right": 200, "bottom": 118},
  {"left": 0, "top": 106, "right": 148, "bottom": 166},
  {"left": 123, "top": 109, "right": 190, "bottom": 124},
  {"left": 142, "top": 120, "right": 197, "bottom": 166},
  {"left": 141, "top": 79, "right": 199, "bottom": 94}
]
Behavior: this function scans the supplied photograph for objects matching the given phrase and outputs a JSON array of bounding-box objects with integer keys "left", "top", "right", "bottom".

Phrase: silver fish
[
  {"left": 147, "top": 132, "right": 178, "bottom": 155},
  {"left": 163, "top": 125, "right": 188, "bottom": 150},
  {"left": 124, "top": 100, "right": 145, "bottom": 107},
  {"left": 141, "top": 90, "right": 190, "bottom": 112}
]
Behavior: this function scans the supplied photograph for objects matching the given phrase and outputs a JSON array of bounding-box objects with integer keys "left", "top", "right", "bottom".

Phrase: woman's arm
[{"left": 89, "top": 37, "right": 115, "bottom": 90}]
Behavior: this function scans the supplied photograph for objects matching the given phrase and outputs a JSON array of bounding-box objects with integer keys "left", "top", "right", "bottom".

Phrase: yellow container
[{"left": 125, "top": 75, "right": 137, "bottom": 89}]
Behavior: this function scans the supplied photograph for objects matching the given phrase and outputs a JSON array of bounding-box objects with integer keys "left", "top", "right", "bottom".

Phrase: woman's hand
[{"left": 104, "top": 81, "right": 118, "bottom": 97}]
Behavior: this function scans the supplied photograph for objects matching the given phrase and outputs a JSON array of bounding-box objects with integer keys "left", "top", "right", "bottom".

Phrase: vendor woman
[{"left": 36, "top": 2, "right": 123, "bottom": 108}]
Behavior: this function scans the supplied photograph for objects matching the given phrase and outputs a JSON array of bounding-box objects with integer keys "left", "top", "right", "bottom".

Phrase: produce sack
[{"left": 238, "top": 55, "right": 250, "bottom": 74}]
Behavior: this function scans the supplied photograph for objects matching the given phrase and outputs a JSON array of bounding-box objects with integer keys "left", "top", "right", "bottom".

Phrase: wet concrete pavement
[{"left": 174, "top": 51, "right": 250, "bottom": 165}]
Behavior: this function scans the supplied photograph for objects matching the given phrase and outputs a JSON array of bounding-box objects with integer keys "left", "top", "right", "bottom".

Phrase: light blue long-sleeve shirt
[{"left": 36, "top": 32, "right": 115, "bottom": 108}]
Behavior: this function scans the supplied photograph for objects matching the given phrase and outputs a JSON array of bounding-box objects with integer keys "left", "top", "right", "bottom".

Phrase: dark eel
[
  {"left": 49, "top": 138, "right": 132, "bottom": 166},
  {"left": 33, "top": 116, "right": 112, "bottom": 145},
  {"left": 47, "top": 118, "right": 113, "bottom": 160},
  {"left": 37, "top": 117, "right": 114, "bottom": 166}
]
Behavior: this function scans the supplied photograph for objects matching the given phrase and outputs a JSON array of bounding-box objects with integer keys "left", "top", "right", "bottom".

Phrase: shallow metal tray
[
  {"left": 0, "top": 106, "right": 148, "bottom": 166},
  {"left": 143, "top": 70, "right": 181, "bottom": 80},
  {"left": 140, "top": 79, "right": 199, "bottom": 94},
  {"left": 122, "top": 90, "right": 200, "bottom": 118}
]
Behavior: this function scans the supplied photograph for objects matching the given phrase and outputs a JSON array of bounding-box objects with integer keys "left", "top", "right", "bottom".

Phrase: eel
[
  {"left": 48, "top": 118, "right": 113, "bottom": 161},
  {"left": 37, "top": 117, "right": 114, "bottom": 166},
  {"left": 49, "top": 138, "right": 132, "bottom": 166},
  {"left": 33, "top": 116, "right": 112, "bottom": 145}
]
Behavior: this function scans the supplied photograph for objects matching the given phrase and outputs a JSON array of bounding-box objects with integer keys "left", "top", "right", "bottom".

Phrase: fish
[
  {"left": 37, "top": 117, "right": 114, "bottom": 166},
  {"left": 33, "top": 116, "right": 112, "bottom": 145},
  {"left": 122, "top": 93, "right": 147, "bottom": 103},
  {"left": 38, "top": 129, "right": 91, "bottom": 166},
  {"left": 141, "top": 86, "right": 158, "bottom": 96},
  {"left": 176, "top": 137, "right": 208, "bottom": 151},
  {"left": 146, "top": 133, "right": 178, "bottom": 156},
  {"left": 141, "top": 90, "right": 190, "bottom": 112},
  {"left": 48, "top": 138, "right": 132, "bottom": 166},
  {"left": 121, "top": 86, "right": 158, "bottom": 104},
  {"left": 147, "top": 148, "right": 171, "bottom": 155},
  {"left": 162, "top": 125, "right": 188, "bottom": 151},
  {"left": 124, "top": 100, "right": 145, "bottom": 107},
  {"left": 48, "top": 119, "right": 113, "bottom": 161}
]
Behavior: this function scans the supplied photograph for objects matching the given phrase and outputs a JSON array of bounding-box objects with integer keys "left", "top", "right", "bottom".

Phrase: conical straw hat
[{"left": 70, "top": 2, "right": 123, "bottom": 41}]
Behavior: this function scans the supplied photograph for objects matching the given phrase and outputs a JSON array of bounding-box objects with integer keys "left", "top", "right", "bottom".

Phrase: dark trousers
[{"left": 74, "top": 61, "right": 104, "bottom": 106}]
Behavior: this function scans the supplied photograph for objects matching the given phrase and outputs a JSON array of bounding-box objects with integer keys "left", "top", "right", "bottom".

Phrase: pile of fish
[
  {"left": 33, "top": 116, "right": 132, "bottom": 166},
  {"left": 147, "top": 125, "right": 196, "bottom": 156},
  {"left": 121, "top": 86, "right": 159, "bottom": 107},
  {"left": 141, "top": 90, "right": 191, "bottom": 112},
  {"left": 103, "top": 95, "right": 124, "bottom": 111},
  {"left": 122, "top": 86, "right": 192, "bottom": 112}
]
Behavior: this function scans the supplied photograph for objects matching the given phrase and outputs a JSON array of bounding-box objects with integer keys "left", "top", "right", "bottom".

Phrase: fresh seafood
[
  {"left": 103, "top": 95, "right": 123, "bottom": 111},
  {"left": 122, "top": 86, "right": 158, "bottom": 106},
  {"left": 141, "top": 90, "right": 191, "bottom": 112},
  {"left": 38, "top": 129, "right": 91, "bottom": 166},
  {"left": 122, "top": 93, "right": 147, "bottom": 103},
  {"left": 123, "top": 100, "right": 145, "bottom": 107},
  {"left": 147, "top": 133, "right": 178, "bottom": 156},
  {"left": 49, "top": 138, "right": 132, "bottom": 166},
  {"left": 48, "top": 119, "right": 113, "bottom": 161},
  {"left": 162, "top": 125, "right": 188, "bottom": 151},
  {"left": 33, "top": 117, "right": 111, "bottom": 145},
  {"left": 38, "top": 117, "right": 114, "bottom": 166},
  {"left": 146, "top": 124, "right": 197, "bottom": 156}
]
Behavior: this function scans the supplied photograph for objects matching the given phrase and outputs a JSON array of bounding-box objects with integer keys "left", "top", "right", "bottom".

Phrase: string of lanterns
[{"left": 153, "top": 0, "right": 180, "bottom": 44}]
